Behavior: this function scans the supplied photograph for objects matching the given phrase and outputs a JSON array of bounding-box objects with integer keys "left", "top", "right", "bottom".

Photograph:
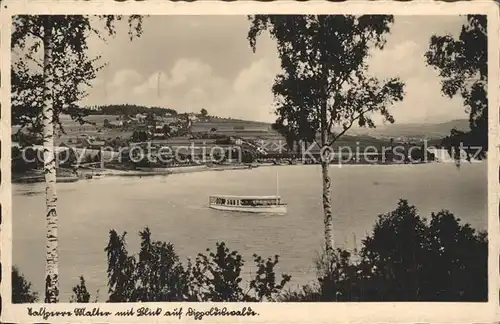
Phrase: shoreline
[
  {"left": 9, "top": 160, "right": 458, "bottom": 184},
  {"left": 11, "top": 164, "right": 260, "bottom": 183}
]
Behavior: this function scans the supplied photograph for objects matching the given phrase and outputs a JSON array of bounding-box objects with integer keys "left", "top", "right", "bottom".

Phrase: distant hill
[
  {"left": 341, "top": 119, "right": 470, "bottom": 140},
  {"left": 199, "top": 118, "right": 469, "bottom": 140}
]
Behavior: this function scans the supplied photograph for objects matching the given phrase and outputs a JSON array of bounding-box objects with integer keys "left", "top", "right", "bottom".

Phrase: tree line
[{"left": 87, "top": 104, "right": 178, "bottom": 116}]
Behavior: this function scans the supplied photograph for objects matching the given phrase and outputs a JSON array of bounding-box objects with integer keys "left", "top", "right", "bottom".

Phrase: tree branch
[{"left": 327, "top": 106, "right": 378, "bottom": 146}]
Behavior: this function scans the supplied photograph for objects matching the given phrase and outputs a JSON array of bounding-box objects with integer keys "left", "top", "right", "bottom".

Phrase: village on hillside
[{"left": 11, "top": 104, "right": 441, "bottom": 182}]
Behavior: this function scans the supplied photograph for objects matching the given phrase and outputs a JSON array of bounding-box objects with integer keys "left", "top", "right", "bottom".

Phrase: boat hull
[{"left": 209, "top": 204, "right": 287, "bottom": 214}]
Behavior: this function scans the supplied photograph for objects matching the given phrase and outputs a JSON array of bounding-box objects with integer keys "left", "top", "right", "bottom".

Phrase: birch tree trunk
[
  {"left": 42, "top": 18, "right": 59, "bottom": 303},
  {"left": 319, "top": 19, "right": 334, "bottom": 256},
  {"left": 320, "top": 130, "right": 334, "bottom": 256}
]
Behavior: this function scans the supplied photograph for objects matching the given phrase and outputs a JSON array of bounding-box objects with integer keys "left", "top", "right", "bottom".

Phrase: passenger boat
[
  {"left": 209, "top": 195, "right": 287, "bottom": 214},
  {"left": 208, "top": 172, "right": 287, "bottom": 214}
]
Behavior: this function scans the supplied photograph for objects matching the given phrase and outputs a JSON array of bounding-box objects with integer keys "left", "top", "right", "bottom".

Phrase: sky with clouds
[{"left": 82, "top": 15, "right": 469, "bottom": 124}]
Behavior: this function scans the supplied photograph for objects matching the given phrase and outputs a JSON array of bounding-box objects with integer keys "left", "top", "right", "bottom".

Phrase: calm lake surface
[{"left": 13, "top": 163, "right": 488, "bottom": 301}]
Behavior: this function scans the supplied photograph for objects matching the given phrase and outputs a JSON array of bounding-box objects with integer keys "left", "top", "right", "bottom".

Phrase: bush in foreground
[
  {"left": 103, "top": 228, "right": 290, "bottom": 302},
  {"left": 12, "top": 267, "right": 38, "bottom": 303},
  {"left": 281, "top": 199, "right": 487, "bottom": 302},
  {"left": 13, "top": 200, "right": 487, "bottom": 302}
]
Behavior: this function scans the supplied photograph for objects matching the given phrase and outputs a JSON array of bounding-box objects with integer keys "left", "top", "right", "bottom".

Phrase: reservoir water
[{"left": 12, "top": 163, "right": 488, "bottom": 301}]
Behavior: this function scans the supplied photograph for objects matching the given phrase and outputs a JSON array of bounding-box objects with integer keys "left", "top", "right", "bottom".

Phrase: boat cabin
[{"left": 209, "top": 195, "right": 283, "bottom": 207}]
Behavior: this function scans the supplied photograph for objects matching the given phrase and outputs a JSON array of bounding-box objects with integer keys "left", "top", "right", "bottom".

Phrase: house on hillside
[
  {"left": 188, "top": 113, "right": 199, "bottom": 122},
  {"left": 82, "top": 138, "right": 107, "bottom": 150},
  {"left": 164, "top": 116, "right": 178, "bottom": 124},
  {"left": 112, "top": 120, "right": 124, "bottom": 127},
  {"left": 152, "top": 125, "right": 166, "bottom": 139},
  {"left": 136, "top": 113, "right": 147, "bottom": 123}
]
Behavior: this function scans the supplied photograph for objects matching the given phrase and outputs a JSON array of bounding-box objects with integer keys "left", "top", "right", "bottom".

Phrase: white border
[{"left": 1, "top": 1, "right": 499, "bottom": 323}]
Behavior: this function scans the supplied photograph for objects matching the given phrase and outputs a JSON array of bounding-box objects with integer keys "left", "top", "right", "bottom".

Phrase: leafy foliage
[
  {"left": 248, "top": 15, "right": 405, "bottom": 254},
  {"left": 12, "top": 267, "right": 39, "bottom": 303},
  {"left": 248, "top": 15, "right": 405, "bottom": 147},
  {"left": 11, "top": 146, "right": 40, "bottom": 173},
  {"left": 70, "top": 276, "right": 91, "bottom": 303},
  {"left": 425, "top": 15, "right": 487, "bottom": 160},
  {"left": 11, "top": 14, "right": 145, "bottom": 304},
  {"left": 130, "top": 129, "right": 150, "bottom": 143},
  {"left": 281, "top": 199, "right": 487, "bottom": 302},
  {"left": 104, "top": 228, "right": 290, "bottom": 302},
  {"left": 11, "top": 15, "right": 145, "bottom": 134}
]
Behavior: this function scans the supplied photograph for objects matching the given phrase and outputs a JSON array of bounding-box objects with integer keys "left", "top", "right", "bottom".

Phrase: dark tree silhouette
[
  {"left": 283, "top": 200, "right": 487, "bottom": 302},
  {"left": 86, "top": 104, "right": 178, "bottom": 116},
  {"left": 70, "top": 276, "right": 91, "bottom": 303},
  {"left": 271, "top": 122, "right": 297, "bottom": 152},
  {"left": 425, "top": 15, "right": 487, "bottom": 161},
  {"left": 248, "top": 15, "right": 405, "bottom": 256},
  {"left": 12, "top": 267, "right": 39, "bottom": 303},
  {"left": 103, "top": 228, "right": 290, "bottom": 302}
]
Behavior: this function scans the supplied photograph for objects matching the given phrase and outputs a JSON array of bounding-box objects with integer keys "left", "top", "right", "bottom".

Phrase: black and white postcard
[{"left": 1, "top": 1, "right": 499, "bottom": 323}]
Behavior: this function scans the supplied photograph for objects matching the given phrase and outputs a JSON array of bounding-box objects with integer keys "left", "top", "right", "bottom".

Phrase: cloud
[
  {"left": 168, "top": 58, "right": 214, "bottom": 87},
  {"left": 365, "top": 27, "right": 466, "bottom": 124},
  {"left": 99, "top": 56, "right": 280, "bottom": 122},
  {"left": 389, "top": 76, "right": 465, "bottom": 124},
  {"left": 367, "top": 40, "right": 422, "bottom": 79},
  {"left": 109, "top": 69, "right": 142, "bottom": 88},
  {"left": 81, "top": 15, "right": 470, "bottom": 124},
  {"left": 233, "top": 59, "right": 275, "bottom": 93}
]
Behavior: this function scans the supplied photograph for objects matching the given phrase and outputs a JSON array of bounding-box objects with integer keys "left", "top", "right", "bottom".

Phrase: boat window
[{"left": 242, "top": 199, "right": 255, "bottom": 206}]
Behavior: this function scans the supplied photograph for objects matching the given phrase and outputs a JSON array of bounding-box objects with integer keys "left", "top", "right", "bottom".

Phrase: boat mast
[{"left": 276, "top": 171, "right": 279, "bottom": 197}]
